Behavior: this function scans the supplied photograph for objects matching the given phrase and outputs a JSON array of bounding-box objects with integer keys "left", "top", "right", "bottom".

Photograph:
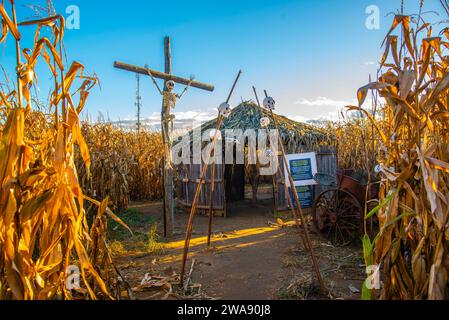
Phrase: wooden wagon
[{"left": 312, "top": 169, "right": 379, "bottom": 246}]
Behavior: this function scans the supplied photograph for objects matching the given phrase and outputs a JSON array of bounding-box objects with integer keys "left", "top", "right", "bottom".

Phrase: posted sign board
[
  {"left": 284, "top": 152, "right": 318, "bottom": 209},
  {"left": 289, "top": 185, "right": 315, "bottom": 209},
  {"left": 284, "top": 152, "right": 318, "bottom": 187}
]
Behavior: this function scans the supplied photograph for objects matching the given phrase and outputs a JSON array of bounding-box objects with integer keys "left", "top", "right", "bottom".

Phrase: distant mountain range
[{"left": 109, "top": 115, "right": 334, "bottom": 132}]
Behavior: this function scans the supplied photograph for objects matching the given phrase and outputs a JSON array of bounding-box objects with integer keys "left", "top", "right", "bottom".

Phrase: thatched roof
[{"left": 187, "top": 101, "right": 329, "bottom": 153}]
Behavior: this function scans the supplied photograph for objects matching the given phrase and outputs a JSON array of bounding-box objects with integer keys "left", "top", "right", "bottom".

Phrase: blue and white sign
[
  {"left": 284, "top": 152, "right": 318, "bottom": 187},
  {"left": 289, "top": 185, "right": 315, "bottom": 209}
]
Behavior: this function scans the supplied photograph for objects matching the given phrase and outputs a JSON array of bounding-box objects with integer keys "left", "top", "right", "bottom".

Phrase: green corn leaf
[{"left": 366, "top": 188, "right": 400, "bottom": 220}]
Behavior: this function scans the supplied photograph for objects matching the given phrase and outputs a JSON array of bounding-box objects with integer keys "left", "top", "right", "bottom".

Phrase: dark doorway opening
[{"left": 225, "top": 164, "right": 245, "bottom": 203}]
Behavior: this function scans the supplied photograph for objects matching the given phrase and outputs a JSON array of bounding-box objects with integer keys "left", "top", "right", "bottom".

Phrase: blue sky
[{"left": 0, "top": 0, "right": 444, "bottom": 124}]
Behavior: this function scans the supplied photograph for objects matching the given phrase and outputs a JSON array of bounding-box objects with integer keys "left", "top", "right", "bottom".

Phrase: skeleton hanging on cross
[
  {"left": 144, "top": 67, "right": 196, "bottom": 169},
  {"left": 114, "top": 37, "right": 214, "bottom": 237}
]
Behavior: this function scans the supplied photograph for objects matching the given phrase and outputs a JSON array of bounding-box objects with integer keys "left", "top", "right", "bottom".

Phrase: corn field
[
  {"left": 323, "top": 119, "right": 378, "bottom": 171},
  {"left": 0, "top": 1, "right": 129, "bottom": 300},
  {"left": 1, "top": 0, "right": 449, "bottom": 302},
  {"left": 354, "top": 12, "right": 449, "bottom": 299},
  {"left": 77, "top": 123, "right": 164, "bottom": 211}
]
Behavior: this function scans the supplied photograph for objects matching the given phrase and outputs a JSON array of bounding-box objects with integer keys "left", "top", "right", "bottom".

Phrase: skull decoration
[
  {"left": 218, "top": 102, "right": 232, "bottom": 118},
  {"left": 374, "top": 165, "right": 382, "bottom": 174},
  {"left": 166, "top": 80, "right": 175, "bottom": 92},
  {"left": 266, "top": 149, "right": 274, "bottom": 158},
  {"left": 263, "top": 96, "right": 276, "bottom": 110},
  {"left": 260, "top": 117, "right": 271, "bottom": 128}
]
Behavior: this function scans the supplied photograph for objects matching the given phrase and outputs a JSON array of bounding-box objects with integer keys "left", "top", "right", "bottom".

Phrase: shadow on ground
[{"left": 113, "top": 199, "right": 365, "bottom": 300}]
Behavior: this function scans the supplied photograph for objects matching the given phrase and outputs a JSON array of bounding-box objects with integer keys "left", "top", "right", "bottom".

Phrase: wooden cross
[{"left": 114, "top": 36, "right": 215, "bottom": 238}]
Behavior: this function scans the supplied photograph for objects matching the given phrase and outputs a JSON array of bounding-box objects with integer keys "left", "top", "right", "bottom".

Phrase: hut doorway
[
  {"left": 225, "top": 164, "right": 245, "bottom": 203},
  {"left": 224, "top": 162, "right": 276, "bottom": 218}
]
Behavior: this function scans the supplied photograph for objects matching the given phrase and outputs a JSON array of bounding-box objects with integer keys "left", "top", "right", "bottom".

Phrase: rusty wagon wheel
[{"left": 313, "top": 189, "right": 363, "bottom": 246}]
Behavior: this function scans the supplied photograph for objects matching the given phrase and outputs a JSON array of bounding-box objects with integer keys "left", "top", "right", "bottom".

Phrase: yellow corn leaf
[
  {"left": 85, "top": 195, "right": 133, "bottom": 236},
  {"left": 0, "top": 15, "right": 8, "bottom": 43},
  {"left": 381, "top": 36, "right": 398, "bottom": 67},
  {"left": 357, "top": 82, "right": 390, "bottom": 107},
  {"left": 20, "top": 190, "right": 54, "bottom": 223},
  {"left": 68, "top": 107, "right": 91, "bottom": 173},
  {"left": 398, "top": 68, "right": 416, "bottom": 99},
  {"left": 424, "top": 72, "right": 449, "bottom": 110},
  {"left": 426, "top": 157, "right": 449, "bottom": 174},
  {"left": 0, "top": 3, "right": 21, "bottom": 40},
  {"left": 423, "top": 37, "right": 442, "bottom": 58}
]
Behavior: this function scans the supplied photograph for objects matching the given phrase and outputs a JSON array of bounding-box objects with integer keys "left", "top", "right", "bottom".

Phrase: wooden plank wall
[
  {"left": 315, "top": 147, "right": 337, "bottom": 198},
  {"left": 177, "top": 163, "right": 226, "bottom": 216},
  {"left": 178, "top": 147, "right": 336, "bottom": 217}
]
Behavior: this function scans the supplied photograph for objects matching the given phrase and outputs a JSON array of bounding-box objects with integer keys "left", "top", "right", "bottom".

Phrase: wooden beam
[
  {"left": 113, "top": 61, "right": 215, "bottom": 92},
  {"left": 164, "top": 36, "right": 172, "bottom": 77}
]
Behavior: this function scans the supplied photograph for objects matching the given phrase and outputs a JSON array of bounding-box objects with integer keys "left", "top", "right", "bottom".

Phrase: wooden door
[{"left": 315, "top": 147, "right": 337, "bottom": 198}]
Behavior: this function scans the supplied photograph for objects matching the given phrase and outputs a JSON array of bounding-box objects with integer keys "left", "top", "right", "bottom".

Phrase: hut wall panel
[
  {"left": 315, "top": 148, "right": 337, "bottom": 198},
  {"left": 177, "top": 163, "right": 226, "bottom": 215}
]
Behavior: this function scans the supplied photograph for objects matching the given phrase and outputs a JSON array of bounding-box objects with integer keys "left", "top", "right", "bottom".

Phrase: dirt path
[{"left": 114, "top": 200, "right": 365, "bottom": 300}]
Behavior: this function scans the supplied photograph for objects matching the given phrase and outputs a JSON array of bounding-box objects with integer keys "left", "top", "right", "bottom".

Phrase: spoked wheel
[{"left": 313, "top": 189, "right": 363, "bottom": 246}]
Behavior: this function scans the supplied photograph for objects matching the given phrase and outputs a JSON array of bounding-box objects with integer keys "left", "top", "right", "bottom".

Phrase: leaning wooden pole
[
  {"left": 180, "top": 70, "right": 243, "bottom": 284},
  {"left": 264, "top": 90, "right": 326, "bottom": 295},
  {"left": 206, "top": 159, "right": 216, "bottom": 247},
  {"left": 252, "top": 86, "right": 261, "bottom": 108},
  {"left": 253, "top": 86, "right": 300, "bottom": 226}
]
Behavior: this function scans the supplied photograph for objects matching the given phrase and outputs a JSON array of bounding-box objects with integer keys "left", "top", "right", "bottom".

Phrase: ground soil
[{"left": 114, "top": 198, "right": 366, "bottom": 300}]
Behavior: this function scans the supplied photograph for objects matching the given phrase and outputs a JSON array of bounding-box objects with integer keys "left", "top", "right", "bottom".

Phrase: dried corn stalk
[
  {"left": 351, "top": 13, "right": 449, "bottom": 300},
  {"left": 76, "top": 124, "right": 164, "bottom": 210},
  {"left": 0, "top": 1, "right": 128, "bottom": 300},
  {"left": 323, "top": 119, "right": 378, "bottom": 171}
]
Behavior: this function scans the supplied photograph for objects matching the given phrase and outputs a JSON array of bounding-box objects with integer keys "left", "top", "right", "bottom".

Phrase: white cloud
[
  {"left": 288, "top": 115, "right": 310, "bottom": 123},
  {"left": 364, "top": 61, "right": 376, "bottom": 65},
  {"left": 294, "top": 96, "right": 357, "bottom": 108},
  {"left": 173, "top": 111, "right": 214, "bottom": 122},
  {"left": 146, "top": 110, "right": 214, "bottom": 123},
  {"left": 293, "top": 96, "right": 359, "bottom": 121}
]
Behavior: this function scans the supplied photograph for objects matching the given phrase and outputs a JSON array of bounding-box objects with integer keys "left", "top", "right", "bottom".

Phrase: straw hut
[{"left": 175, "top": 101, "right": 336, "bottom": 216}]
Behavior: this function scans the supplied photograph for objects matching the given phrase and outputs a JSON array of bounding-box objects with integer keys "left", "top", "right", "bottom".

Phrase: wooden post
[
  {"left": 264, "top": 90, "right": 327, "bottom": 295},
  {"left": 180, "top": 70, "right": 242, "bottom": 284},
  {"left": 207, "top": 162, "right": 216, "bottom": 247},
  {"left": 252, "top": 86, "right": 261, "bottom": 108},
  {"left": 253, "top": 86, "right": 278, "bottom": 215},
  {"left": 162, "top": 36, "right": 174, "bottom": 237}
]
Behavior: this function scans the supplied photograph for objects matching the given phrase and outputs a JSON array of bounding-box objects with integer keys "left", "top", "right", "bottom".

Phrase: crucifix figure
[{"left": 114, "top": 36, "right": 215, "bottom": 237}]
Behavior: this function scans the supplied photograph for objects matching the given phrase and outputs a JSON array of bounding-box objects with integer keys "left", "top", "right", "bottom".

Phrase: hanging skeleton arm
[
  {"left": 144, "top": 65, "right": 164, "bottom": 95},
  {"left": 144, "top": 65, "right": 195, "bottom": 108}
]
